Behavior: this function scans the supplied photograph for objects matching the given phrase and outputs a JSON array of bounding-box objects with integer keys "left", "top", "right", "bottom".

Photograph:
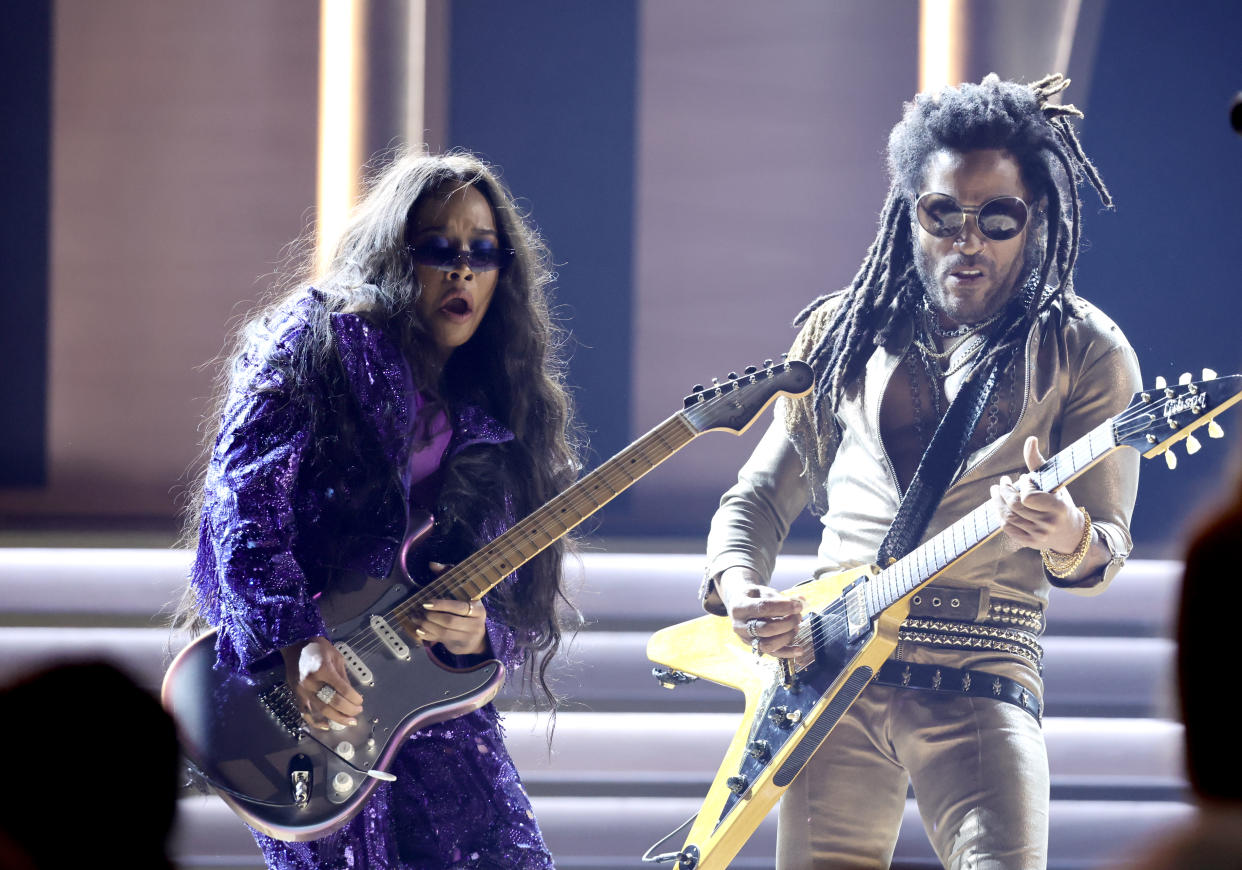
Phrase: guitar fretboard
[
  {"left": 863, "top": 420, "right": 1119, "bottom": 617},
  {"left": 389, "top": 413, "right": 698, "bottom": 620}
]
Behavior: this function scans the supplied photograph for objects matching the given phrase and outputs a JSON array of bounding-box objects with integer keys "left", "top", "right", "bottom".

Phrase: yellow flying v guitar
[{"left": 646, "top": 369, "right": 1241, "bottom": 870}]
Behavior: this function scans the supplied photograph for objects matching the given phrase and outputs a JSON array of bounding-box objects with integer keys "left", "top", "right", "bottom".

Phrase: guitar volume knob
[
  {"left": 747, "top": 740, "right": 771, "bottom": 762},
  {"left": 726, "top": 775, "right": 750, "bottom": 795},
  {"left": 768, "top": 705, "right": 799, "bottom": 729}
]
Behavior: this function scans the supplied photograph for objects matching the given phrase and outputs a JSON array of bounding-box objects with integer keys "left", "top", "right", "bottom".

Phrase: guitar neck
[
  {"left": 412, "top": 413, "right": 699, "bottom": 604},
  {"left": 865, "top": 419, "right": 1121, "bottom": 616}
]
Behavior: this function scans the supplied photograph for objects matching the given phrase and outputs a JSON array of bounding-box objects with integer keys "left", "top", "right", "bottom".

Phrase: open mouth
[
  {"left": 440, "top": 296, "right": 472, "bottom": 317},
  {"left": 949, "top": 268, "right": 984, "bottom": 282}
]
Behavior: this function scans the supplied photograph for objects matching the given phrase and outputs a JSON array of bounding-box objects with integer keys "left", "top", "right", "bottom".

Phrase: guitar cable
[
  {"left": 182, "top": 755, "right": 302, "bottom": 809},
  {"left": 641, "top": 811, "right": 699, "bottom": 864}
]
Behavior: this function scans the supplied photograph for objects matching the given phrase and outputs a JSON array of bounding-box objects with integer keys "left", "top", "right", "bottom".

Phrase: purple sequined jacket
[
  {"left": 188, "top": 290, "right": 553, "bottom": 868},
  {"left": 190, "top": 290, "right": 522, "bottom": 674}
]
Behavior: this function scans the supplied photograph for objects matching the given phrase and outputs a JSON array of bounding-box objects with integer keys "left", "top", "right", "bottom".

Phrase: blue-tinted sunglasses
[{"left": 408, "top": 236, "right": 515, "bottom": 272}]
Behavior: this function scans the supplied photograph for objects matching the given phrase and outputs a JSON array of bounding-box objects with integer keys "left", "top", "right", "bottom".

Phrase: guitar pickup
[
  {"left": 334, "top": 640, "right": 375, "bottom": 686},
  {"left": 844, "top": 583, "right": 870, "bottom": 642},
  {"left": 652, "top": 667, "right": 698, "bottom": 689},
  {"left": 370, "top": 615, "right": 411, "bottom": 661}
]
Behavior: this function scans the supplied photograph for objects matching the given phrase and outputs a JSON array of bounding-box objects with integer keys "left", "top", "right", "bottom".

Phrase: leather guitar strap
[{"left": 876, "top": 348, "right": 1010, "bottom": 566}]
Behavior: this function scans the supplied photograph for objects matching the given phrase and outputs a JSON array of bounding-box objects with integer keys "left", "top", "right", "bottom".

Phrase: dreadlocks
[{"left": 787, "top": 74, "right": 1111, "bottom": 511}]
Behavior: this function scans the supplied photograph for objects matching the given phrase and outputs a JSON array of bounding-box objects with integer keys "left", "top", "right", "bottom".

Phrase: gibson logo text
[{"left": 1164, "top": 393, "right": 1209, "bottom": 419}]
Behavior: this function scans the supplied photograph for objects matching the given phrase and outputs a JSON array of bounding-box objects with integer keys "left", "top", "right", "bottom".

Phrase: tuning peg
[
  {"left": 1186, "top": 433, "right": 1202, "bottom": 455},
  {"left": 1209, "top": 419, "right": 1225, "bottom": 439},
  {"left": 727, "top": 372, "right": 738, "bottom": 380},
  {"left": 763, "top": 358, "right": 773, "bottom": 368},
  {"left": 1154, "top": 376, "right": 1167, "bottom": 389},
  {"left": 691, "top": 384, "right": 704, "bottom": 393},
  {"left": 1203, "top": 368, "right": 1218, "bottom": 380},
  {"left": 744, "top": 365, "right": 758, "bottom": 375},
  {"left": 1179, "top": 372, "right": 1193, "bottom": 385},
  {"left": 1164, "top": 449, "right": 1178, "bottom": 470}
]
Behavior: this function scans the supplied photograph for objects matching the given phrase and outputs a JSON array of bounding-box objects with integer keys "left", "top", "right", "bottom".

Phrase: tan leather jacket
[{"left": 703, "top": 296, "right": 1142, "bottom": 692}]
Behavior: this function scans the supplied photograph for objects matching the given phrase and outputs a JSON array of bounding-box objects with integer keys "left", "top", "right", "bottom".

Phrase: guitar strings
[
  {"left": 337, "top": 383, "right": 1211, "bottom": 667},
  {"left": 332, "top": 381, "right": 756, "bottom": 661},
  {"left": 783, "top": 394, "right": 1215, "bottom": 670}
]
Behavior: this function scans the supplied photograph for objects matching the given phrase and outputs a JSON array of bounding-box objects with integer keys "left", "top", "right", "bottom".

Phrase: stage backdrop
[{"left": 2, "top": 0, "right": 1240, "bottom": 560}]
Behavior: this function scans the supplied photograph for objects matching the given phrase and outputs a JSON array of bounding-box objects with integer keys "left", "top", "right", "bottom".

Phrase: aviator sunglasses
[
  {"left": 915, "top": 192, "right": 1030, "bottom": 242},
  {"left": 408, "top": 236, "right": 515, "bottom": 272}
]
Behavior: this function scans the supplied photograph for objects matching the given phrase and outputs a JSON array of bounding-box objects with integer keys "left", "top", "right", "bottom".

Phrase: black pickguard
[{"left": 716, "top": 591, "right": 875, "bottom": 826}]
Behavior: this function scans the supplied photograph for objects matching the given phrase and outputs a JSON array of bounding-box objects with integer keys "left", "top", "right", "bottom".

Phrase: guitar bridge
[
  {"left": 780, "top": 657, "right": 800, "bottom": 691},
  {"left": 258, "top": 682, "right": 305, "bottom": 738}
]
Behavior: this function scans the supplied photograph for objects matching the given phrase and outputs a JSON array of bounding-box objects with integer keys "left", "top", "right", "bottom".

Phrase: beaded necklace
[{"left": 906, "top": 297, "right": 1010, "bottom": 452}]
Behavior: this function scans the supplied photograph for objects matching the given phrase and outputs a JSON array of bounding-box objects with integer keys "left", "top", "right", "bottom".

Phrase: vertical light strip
[
  {"left": 316, "top": 0, "right": 364, "bottom": 273},
  {"left": 919, "top": 0, "right": 962, "bottom": 93},
  {"left": 406, "top": 0, "right": 427, "bottom": 149},
  {"left": 1053, "top": 0, "right": 1082, "bottom": 86}
]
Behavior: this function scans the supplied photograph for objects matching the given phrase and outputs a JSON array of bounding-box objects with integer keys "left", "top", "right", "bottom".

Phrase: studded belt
[
  {"left": 907, "top": 586, "right": 1045, "bottom": 632},
  {"left": 874, "top": 660, "right": 1042, "bottom": 722},
  {"left": 896, "top": 617, "right": 1044, "bottom": 667}
]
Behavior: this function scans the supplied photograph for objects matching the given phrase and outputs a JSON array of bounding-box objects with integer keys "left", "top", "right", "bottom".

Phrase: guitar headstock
[
  {"left": 1114, "top": 369, "right": 1242, "bottom": 468},
  {"left": 681, "top": 358, "right": 814, "bottom": 435}
]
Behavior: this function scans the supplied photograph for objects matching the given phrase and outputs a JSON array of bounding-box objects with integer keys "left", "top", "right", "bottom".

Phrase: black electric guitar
[
  {"left": 162, "top": 359, "right": 812, "bottom": 842},
  {"left": 646, "top": 370, "right": 1241, "bottom": 870}
]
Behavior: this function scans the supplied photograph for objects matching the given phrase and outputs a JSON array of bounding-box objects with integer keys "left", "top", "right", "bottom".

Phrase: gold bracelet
[{"left": 1041, "top": 507, "right": 1092, "bottom": 579}]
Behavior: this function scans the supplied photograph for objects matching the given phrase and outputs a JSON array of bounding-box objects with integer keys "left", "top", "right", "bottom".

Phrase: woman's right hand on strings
[
  {"left": 716, "top": 566, "right": 805, "bottom": 658},
  {"left": 280, "top": 636, "right": 365, "bottom": 731}
]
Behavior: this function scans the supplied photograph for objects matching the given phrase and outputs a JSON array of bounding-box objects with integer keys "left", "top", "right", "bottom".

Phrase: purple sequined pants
[{"left": 251, "top": 714, "right": 553, "bottom": 869}]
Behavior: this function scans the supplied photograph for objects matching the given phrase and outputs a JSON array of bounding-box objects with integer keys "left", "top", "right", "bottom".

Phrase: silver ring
[
  {"left": 467, "top": 601, "right": 474, "bottom": 616},
  {"left": 746, "top": 618, "right": 762, "bottom": 639},
  {"left": 751, "top": 637, "right": 761, "bottom": 654},
  {"left": 316, "top": 684, "right": 337, "bottom": 705}
]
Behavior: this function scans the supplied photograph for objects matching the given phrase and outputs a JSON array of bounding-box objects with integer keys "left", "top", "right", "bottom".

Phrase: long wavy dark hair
[{"left": 177, "top": 150, "right": 582, "bottom": 711}]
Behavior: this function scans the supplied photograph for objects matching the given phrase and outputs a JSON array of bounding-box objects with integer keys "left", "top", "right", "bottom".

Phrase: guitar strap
[{"left": 876, "top": 345, "right": 1009, "bottom": 566}]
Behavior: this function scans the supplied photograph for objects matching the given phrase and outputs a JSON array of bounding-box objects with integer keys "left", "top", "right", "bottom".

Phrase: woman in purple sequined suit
[{"left": 180, "top": 152, "right": 580, "bottom": 869}]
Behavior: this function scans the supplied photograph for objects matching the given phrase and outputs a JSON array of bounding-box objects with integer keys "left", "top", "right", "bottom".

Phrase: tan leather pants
[{"left": 776, "top": 683, "right": 1049, "bottom": 869}]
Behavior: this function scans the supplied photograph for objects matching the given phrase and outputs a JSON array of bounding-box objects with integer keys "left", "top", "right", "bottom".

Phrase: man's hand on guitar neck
[
  {"left": 716, "top": 566, "right": 805, "bottom": 658},
  {"left": 991, "top": 435, "right": 1111, "bottom": 581}
]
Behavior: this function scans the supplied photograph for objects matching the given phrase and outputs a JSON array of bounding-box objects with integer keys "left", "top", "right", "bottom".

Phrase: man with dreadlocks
[{"left": 700, "top": 74, "right": 1141, "bottom": 868}]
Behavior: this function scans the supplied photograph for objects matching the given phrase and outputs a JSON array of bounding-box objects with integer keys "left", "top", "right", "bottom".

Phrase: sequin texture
[{"left": 190, "top": 290, "right": 553, "bottom": 868}]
